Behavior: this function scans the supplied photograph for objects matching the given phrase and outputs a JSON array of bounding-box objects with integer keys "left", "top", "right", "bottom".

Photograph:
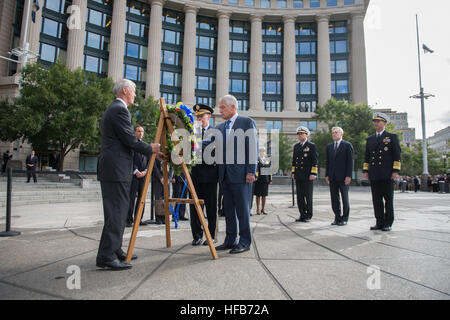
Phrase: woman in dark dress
[{"left": 254, "top": 148, "right": 272, "bottom": 215}]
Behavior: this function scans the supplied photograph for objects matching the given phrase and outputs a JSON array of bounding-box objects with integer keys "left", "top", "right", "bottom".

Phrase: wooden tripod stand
[{"left": 125, "top": 98, "right": 219, "bottom": 261}]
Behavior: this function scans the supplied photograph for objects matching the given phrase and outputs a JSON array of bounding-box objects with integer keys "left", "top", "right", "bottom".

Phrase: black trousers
[
  {"left": 189, "top": 181, "right": 218, "bottom": 241},
  {"left": 296, "top": 180, "right": 313, "bottom": 220},
  {"left": 329, "top": 180, "right": 350, "bottom": 222},
  {"left": 370, "top": 179, "right": 394, "bottom": 228},
  {"left": 27, "top": 169, "right": 37, "bottom": 182},
  {"left": 127, "top": 177, "right": 145, "bottom": 224},
  {"left": 97, "top": 181, "right": 131, "bottom": 263}
]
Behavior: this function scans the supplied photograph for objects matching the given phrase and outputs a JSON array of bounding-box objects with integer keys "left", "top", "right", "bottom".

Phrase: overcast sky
[{"left": 364, "top": 0, "right": 450, "bottom": 139}]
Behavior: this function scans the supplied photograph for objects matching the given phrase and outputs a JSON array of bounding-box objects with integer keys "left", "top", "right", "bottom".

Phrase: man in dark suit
[
  {"left": 206, "top": 95, "right": 258, "bottom": 254},
  {"left": 325, "top": 127, "right": 354, "bottom": 226},
  {"left": 126, "top": 126, "right": 149, "bottom": 227},
  {"left": 291, "top": 126, "right": 318, "bottom": 222},
  {"left": 189, "top": 104, "right": 219, "bottom": 246},
  {"left": 26, "top": 150, "right": 38, "bottom": 183},
  {"left": 2, "top": 150, "right": 12, "bottom": 173},
  {"left": 96, "top": 79, "right": 163, "bottom": 271},
  {"left": 363, "top": 112, "right": 401, "bottom": 232}
]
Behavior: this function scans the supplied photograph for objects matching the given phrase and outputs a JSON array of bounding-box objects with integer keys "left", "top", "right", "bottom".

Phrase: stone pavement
[{"left": 0, "top": 186, "right": 449, "bottom": 300}]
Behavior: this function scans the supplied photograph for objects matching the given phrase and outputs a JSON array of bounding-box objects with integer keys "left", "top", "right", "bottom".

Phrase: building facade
[
  {"left": 428, "top": 126, "right": 450, "bottom": 156},
  {"left": 0, "top": 0, "right": 370, "bottom": 171},
  {"left": 373, "top": 108, "right": 416, "bottom": 146}
]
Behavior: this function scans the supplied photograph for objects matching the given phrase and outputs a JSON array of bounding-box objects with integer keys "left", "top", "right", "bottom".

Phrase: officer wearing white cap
[
  {"left": 363, "top": 112, "right": 401, "bottom": 232},
  {"left": 189, "top": 103, "right": 218, "bottom": 246},
  {"left": 291, "top": 125, "right": 318, "bottom": 222}
]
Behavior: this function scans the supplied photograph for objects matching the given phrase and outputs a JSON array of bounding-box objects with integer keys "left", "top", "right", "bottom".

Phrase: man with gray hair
[
  {"left": 96, "top": 79, "right": 164, "bottom": 271},
  {"left": 211, "top": 94, "right": 258, "bottom": 254},
  {"left": 325, "top": 127, "right": 354, "bottom": 226}
]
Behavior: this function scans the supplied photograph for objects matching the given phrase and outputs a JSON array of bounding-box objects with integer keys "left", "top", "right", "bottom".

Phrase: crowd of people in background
[{"left": 394, "top": 174, "right": 449, "bottom": 192}]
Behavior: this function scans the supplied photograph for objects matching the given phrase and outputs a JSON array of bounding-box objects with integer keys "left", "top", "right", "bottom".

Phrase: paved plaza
[{"left": 0, "top": 185, "right": 449, "bottom": 300}]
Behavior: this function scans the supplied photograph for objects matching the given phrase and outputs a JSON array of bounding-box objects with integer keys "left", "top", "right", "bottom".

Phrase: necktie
[
  {"left": 334, "top": 142, "right": 338, "bottom": 152},
  {"left": 202, "top": 128, "right": 205, "bottom": 141}
]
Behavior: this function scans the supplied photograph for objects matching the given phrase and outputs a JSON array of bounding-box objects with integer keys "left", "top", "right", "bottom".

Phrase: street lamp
[{"left": 409, "top": 14, "right": 434, "bottom": 191}]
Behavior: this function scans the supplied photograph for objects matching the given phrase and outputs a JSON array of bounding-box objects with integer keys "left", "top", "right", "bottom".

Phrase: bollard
[
  {"left": 439, "top": 181, "right": 445, "bottom": 194},
  {"left": 289, "top": 177, "right": 296, "bottom": 208},
  {"left": 401, "top": 180, "right": 407, "bottom": 193},
  {"left": 0, "top": 168, "right": 21, "bottom": 237}
]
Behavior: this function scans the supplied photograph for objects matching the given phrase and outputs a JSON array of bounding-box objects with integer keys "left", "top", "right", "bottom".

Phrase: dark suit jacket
[
  {"left": 363, "top": 131, "right": 401, "bottom": 181},
  {"left": 192, "top": 126, "right": 218, "bottom": 184},
  {"left": 132, "top": 141, "right": 149, "bottom": 179},
  {"left": 326, "top": 140, "right": 354, "bottom": 182},
  {"left": 292, "top": 140, "right": 318, "bottom": 181},
  {"left": 97, "top": 99, "right": 152, "bottom": 182},
  {"left": 216, "top": 115, "right": 258, "bottom": 184},
  {"left": 26, "top": 155, "right": 38, "bottom": 170}
]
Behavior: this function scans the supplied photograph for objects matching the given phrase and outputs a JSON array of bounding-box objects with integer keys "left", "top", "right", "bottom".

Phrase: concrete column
[
  {"left": 66, "top": 0, "right": 87, "bottom": 70},
  {"left": 216, "top": 11, "right": 231, "bottom": 102},
  {"left": 107, "top": 0, "right": 126, "bottom": 82},
  {"left": 18, "top": 0, "right": 42, "bottom": 70},
  {"left": 316, "top": 14, "right": 331, "bottom": 106},
  {"left": 282, "top": 15, "right": 297, "bottom": 111},
  {"left": 249, "top": 14, "right": 263, "bottom": 111},
  {"left": 146, "top": 0, "right": 164, "bottom": 98},
  {"left": 0, "top": 0, "right": 16, "bottom": 76},
  {"left": 351, "top": 12, "right": 368, "bottom": 104},
  {"left": 181, "top": 5, "right": 198, "bottom": 106}
]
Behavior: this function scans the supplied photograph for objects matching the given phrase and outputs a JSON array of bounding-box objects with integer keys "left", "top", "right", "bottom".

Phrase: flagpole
[{"left": 415, "top": 14, "right": 429, "bottom": 183}]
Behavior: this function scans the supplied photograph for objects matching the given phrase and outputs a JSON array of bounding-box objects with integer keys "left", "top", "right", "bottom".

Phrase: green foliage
[
  {"left": 278, "top": 131, "right": 295, "bottom": 173},
  {"left": 128, "top": 90, "right": 159, "bottom": 143},
  {"left": 401, "top": 141, "right": 446, "bottom": 176},
  {"left": 4, "top": 61, "right": 114, "bottom": 170},
  {"left": 311, "top": 98, "right": 374, "bottom": 171}
]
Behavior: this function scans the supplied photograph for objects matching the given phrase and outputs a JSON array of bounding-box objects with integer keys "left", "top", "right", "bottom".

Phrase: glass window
[
  {"left": 85, "top": 55, "right": 99, "bottom": 73},
  {"left": 197, "top": 55, "right": 212, "bottom": 70},
  {"left": 128, "top": 21, "right": 141, "bottom": 36},
  {"left": 334, "top": 22, "right": 347, "bottom": 34},
  {"left": 244, "top": 0, "right": 255, "bottom": 6},
  {"left": 293, "top": 0, "right": 303, "bottom": 8},
  {"left": 42, "top": 18, "right": 59, "bottom": 37},
  {"left": 198, "top": 36, "right": 213, "bottom": 50},
  {"left": 40, "top": 43, "right": 57, "bottom": 62},
  {"left": 126, "top": 42, "right": 139, "bottom": 58},
  {"left": 264, "top": 101, "right": 282, "bottom": 112},
  {"left": 277, "top": 1, "right": 287, "bottom": 8},
  {"left": 163, "top": 30, "right": 179, "bottom": 45},
  {"left": 261, "top": 0, "right": 271, "bottom": 7},
  {"left": 230, "top": 79, "right": 246, "bottom": 93},
  {"left": 266, "top": 121, "right": 282, "bottom": 131},
  {"left": 298, "top": 42, "right": 316, "bottom": 55},
  {"left": 45, "top": 0, "right": 62, "bottom": 12},
  {"left": 140, "top": 46, "right": 148, "bottom": 60},
  {"left": 310, "top": 0, "right": 320, "bottom": 8},
  {"left": 300, "top": 121, "right": 317, "bottom": 131},
  {"left": 231, "top": 59, "right": 247, "bottom": 73},
  {"left": 327, "top": 0, "right": 337, "bottom": 6},
  {"left": 263, "top": 81, "right": 281, "bottom": 94},
  {"left": 162, "top": 71, "right": 176, "bottom": 86},
  {"left": 335, "top": 40, "right": 347, "bottom": 53},
  {"left": 344, "top": 0, "right": 355, "bottom": 4},
  {"left": 297, "top": 101, "right": 317, "bottom": 112},
  {"left": 88, "top": 9, "right": 103, "bottom": 26},
  {"left": 335, "top": 60, "right": 347, "bottom": 73},
  {"left": 229, "top": 0, "right": 238, "bottom": 5},
  {"left": 125, "top": 64, "right": 139, "bottom": 81},
  {"left": 298, "top": 61, "right": 316, "bottom": 75},
  {"left": 86, "top": 32, "right": 101, "bottom": 49},
  {"left": 197, "top": 76, "right": 211, "bottom": 90},
  {"left": 263, "top": 42, "right": 281, "bottom": 55},
  {"left": 264, "top": 61, "right": 281, "bottom": 74}
]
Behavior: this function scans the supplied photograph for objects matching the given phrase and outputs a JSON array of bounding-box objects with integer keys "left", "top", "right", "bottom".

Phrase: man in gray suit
[
  {"left": 212, "top": 95, "right": 258, "bottom": 254},
  {"left": 96, "top": 79, "right": 163, "bottom": 271}
]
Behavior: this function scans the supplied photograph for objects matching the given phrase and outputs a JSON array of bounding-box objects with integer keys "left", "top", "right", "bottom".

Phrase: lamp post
[{"left": 409, "top": 14, "right": 434, "bottom": 191}]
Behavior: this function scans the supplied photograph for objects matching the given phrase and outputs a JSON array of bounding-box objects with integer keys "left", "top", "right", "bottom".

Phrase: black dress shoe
[
  {"left": 117, "top": 253, "right": 137, "bottom": 261},
  {"left": 139, "top": 221, "right": 148, "bottom": 226},
  {"left": 215, "top": 243, "right": 236, "bottom": 251},
  {"left": 179, "top": 217, "right": 189, "bottom": 221},
  {"left": 203, "top": 238, "right": 217, "bottom": 246},
  {"left": 382, "top": 226, "right": 391, "bottom": 232},
  {"left": 126, "top": 222, "right": 133, "bottom": 228},
  {"left": 96, "top": 259, "right": 132, "bottom": 271},
  {"left": 192, "top": 238, "right": 202, "bottom": 246},
  {"left": 295, "top": 218, "right": 308, "bottom": 223},
  {"left": 338, "top": 221, "right": 347, "bottom": 226},
  {"left": 331, "top": 220, "right": 339, "bottom": 225},
  {"left": 229, "top": 244, "right": 250, "bottom": 254},
  {"left": 370, "top": 225, "right": 382, "bottom": 230}
]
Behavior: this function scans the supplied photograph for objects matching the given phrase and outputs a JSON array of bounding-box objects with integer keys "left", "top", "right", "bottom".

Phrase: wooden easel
[{"left": 125, "top": 98, "right": 219, "bottom": 261}]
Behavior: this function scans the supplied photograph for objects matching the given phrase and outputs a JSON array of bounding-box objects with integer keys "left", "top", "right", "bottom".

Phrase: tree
[
  {"left": 401, "top": 141, "right": 446, "bottom": 176},
  {"left": 312, "top": 98, "right": 374, "bottom": 172},
  {"left": 278, "top": 131, "right": 295, "bottom": 174},
  {"left": 128, "top": 90, "right": 159, "bottom": 143},
  {"left": 3, "top": 61, "right": 113, "bottom": 170}
]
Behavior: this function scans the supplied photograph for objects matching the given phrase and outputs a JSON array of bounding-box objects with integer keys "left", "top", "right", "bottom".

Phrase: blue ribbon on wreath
[
  {"left": 168, "top": 177, "right": 188, "bottom": 229},
  {"left": 177, "top": 103, "right": 194, "bottom": 125}
]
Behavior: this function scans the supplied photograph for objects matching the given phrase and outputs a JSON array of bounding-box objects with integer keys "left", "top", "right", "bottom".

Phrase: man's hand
[
  {"left": 364, "top": 172, "right": 369, "bottom": 180},
  {"left": 291, "top": 174, "right": 295, "bottom": 180},
  {"left": 309, "top": 175, "right": 316, "bottom": 181},
  {"left": 246, "top": 173, "right": 256, "bottom": 183},
  {"left": 135, "top": 171, "right": 142, "bottom": 178},
  {"left": 160, "top": 178, "right": 164, "bottom": 184},
  {"left": 325, "top": 176, "right": 330, "bottom": 185},
  {"left": 151, "top": 143, "right": 161, "bottom": 153},
  {"left": 345, "top": 177, "right": 352, "bottom": 185},
  {"left": 391, "top": 172, "right": 399, "bottom": 180}
]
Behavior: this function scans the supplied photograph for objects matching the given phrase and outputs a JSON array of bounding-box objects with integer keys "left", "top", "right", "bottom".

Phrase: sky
[{"left": 364, "top": 0, "right": 450, "bottom": 139}]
